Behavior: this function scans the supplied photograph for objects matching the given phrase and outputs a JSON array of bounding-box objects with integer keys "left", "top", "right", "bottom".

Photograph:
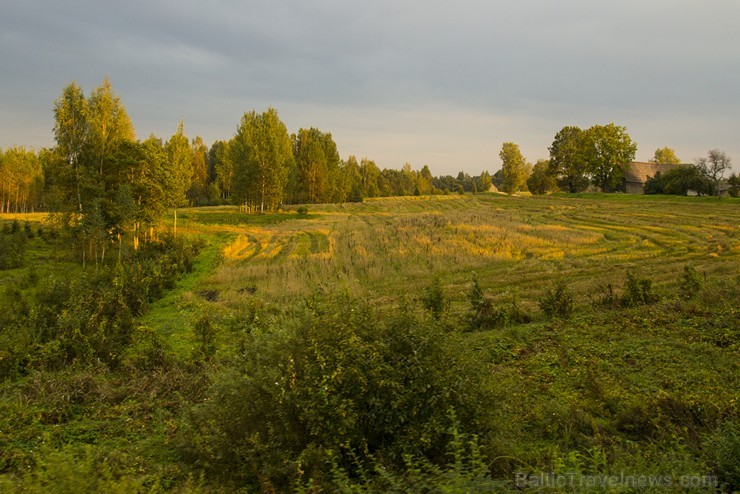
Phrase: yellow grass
[{"left": 157, "top": 194, "right": 740, "bottom": 313}]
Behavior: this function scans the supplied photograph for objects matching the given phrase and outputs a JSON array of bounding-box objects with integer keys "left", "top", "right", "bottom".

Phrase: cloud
[{"left": 2, "top": 0, "right": 739, "bottom": 173}]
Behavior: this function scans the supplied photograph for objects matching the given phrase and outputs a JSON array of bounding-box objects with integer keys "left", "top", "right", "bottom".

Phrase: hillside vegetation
[{"left": 0, "top": 193, "right": 738, "bottom": 492}]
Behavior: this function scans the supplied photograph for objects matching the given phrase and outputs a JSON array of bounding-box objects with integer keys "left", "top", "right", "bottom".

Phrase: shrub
[
  {"left": 680, "top": 264, "right": 702, "bottom": 300},
  {"left": 296, "top": 206, "right": 309, "bottom": 216},
  {"left": 191, "top": 313, "right": 217, "bottom": 363},
  {"left": 421, "top": 275, "right": 447, "bottom": 320},
  {"left": 540, "top": 281, "right": 574, "bottom": 319},
  {"left": 465, "top": 275, "right": 506, "bottom": 331},
  {"left": 0, "top": 235, "right": 203, "bottom": 376},
  {"left": 0, "top": 231, "right": 27, "bottom": 269},
  {"left": 621, "top": 271, "right": 658, "bottom": 307},
  {"left": 708, "top": 420, "right": 740, "bottom": 492},
  {"left": 181, "top": 298, "right": 494, "bottom": 489}
]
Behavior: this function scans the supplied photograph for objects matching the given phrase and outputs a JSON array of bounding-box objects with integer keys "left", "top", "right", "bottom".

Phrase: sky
[{"left": 1, "top": 0, "right": 739, "bottom": 176}]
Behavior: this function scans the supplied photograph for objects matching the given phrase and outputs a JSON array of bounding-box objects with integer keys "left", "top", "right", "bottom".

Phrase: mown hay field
[{"left": 179, "top": 193, "right": 739, "bottom": 316}]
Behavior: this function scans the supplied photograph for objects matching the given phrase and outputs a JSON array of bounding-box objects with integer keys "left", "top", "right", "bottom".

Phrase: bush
[
  {"left": 0, "top": 231, "right": 27, "bottom": 269},
  {"left": 421, "top": 275, "right": 447, "bottom": 320},
  {"left": 296, "top": 206, "right": 309, "bottom": 216},
  {"left": 644, "top": 165, "right": 714, "bottom": 196},
  {"left": 0, "top": 235, "right": 203, "bottom": 377},
  {"left": 621, "top": 271, "right": 658, "bottom": 307},
  {"left": 680, "top": 264, "right": 702, "bottom": 300},
  {"left": 465, "top": 275, "right": 507, "bottom": 331},
  {"left": 181, "top": 298, "right": 495, "bottom": 489},
  {"left": 708, "top": 420, "right": 740, "bottom": 491},
  {"left": 540, "top": 281, "right": 574, "bottom": 319}
]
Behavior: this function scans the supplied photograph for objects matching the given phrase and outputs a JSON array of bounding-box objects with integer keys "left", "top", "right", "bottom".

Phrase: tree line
[
  {"left": 498, "top": 125, "right": 736, "bottom": 196},
  {"left": 4, "top": 79, "right": 737, "bottom": 260},
  {"left": 4, "top": 78, "right": 499, "bottom": 263}
]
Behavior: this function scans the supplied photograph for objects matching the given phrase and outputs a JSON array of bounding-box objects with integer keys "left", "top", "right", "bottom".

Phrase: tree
[
  {"left": 499, "top": 142, "right": 528, "bottom": 194},
  {"left": 209, "top": 140, "right": 233, "bottom": 201},
  {"left": 359, "top": 158, "right": 381, "bottom": 198},
  {"left": 0, "top": 147, "right": 44, "bottom": 213},
  {"left": 696, "top": 149, "right": 732, "bottom": 196},
  {"left": 51, "top": 78, "right": 137, "bottom": 265},
  {"left": 527, "top": 159, "right": 558, "bottom": 195},
  {"left": 728, "top": 173, "right": 740, "bottom": 197},
  {"left": 586, "top": 124, "right": 637, "bottom": 192},
  {"left": 418, "top": 165, "right": 434, "bottom": 195},
  {"left": 188, "top": 136, "right": 209, "bottom": 204},
  {"left": 165, "top": 121, "right": 193, "bottom": 235},
  {"left": 164, "top": 122, "right": 192, "bottom": 208},
  {"left": 230, "top": 108, "right": 293, "bottom": 213},
  {"left": 53, "top": 82, "right": 88, "bottom": 213},
  {"left": 338, "top": 155, "right": 363, "bottom": 202},
  {"left": 87, "top": 76, "right": 135, "bottom": 180},
  {"left": 548, "top": 126, "right": 590, "bottom": 192},
  {"left": 650, "top": 147, "right": 681, "bottom": 165},
  {"left": 292, "top": 128, "right": 340, "bottom": 203},
  {"left": 644, "top": 165, "right": 714, "bottom": 196},
  {"left": 475, "top": 170, "right": 492, "bottom": 194}
]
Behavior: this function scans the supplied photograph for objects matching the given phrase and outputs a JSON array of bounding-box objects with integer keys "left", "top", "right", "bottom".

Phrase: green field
[{"left": 1, "top": 193, "right": 738, "bottom": 492}]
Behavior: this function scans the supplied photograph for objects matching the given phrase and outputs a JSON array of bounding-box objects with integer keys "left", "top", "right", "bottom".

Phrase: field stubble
[{"left": 191, "top": 194, "right": 739, "bottom": 316}]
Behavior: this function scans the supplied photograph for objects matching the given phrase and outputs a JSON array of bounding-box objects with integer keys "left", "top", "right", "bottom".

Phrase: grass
[
  {"left": 0, "top": 193, "right": 738, "bottom": 491},
  {"left": 186, "top": 194, "right": 739, "bottom": 318}
]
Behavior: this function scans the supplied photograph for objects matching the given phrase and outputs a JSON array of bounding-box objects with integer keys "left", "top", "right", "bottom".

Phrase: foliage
[
  {"left": 465, "top": 275, "right": 507, "bottom": 330},
  {"left": 548, "top": 124, "right": 636, "bottom": 192},
  {"left": 621, "top": 271, "right": 658, "bottom": 307},
  {"left": 650, "top": 146, "right": 682, "bottom": 164},
  {"left": 315, "top": 416, "right": 509, "bottom": 493},
  {"left": 644, "top": 165, "right": 715, "bottom": 196},
  {"left": 539, "top": 281, "right": 574, "bottom": 319},
  {"left": 548, "top": 126, "right": 591, "bottom": 192},
  {"left": 0, "top": 229, "right": 27, "bottom": 269},
  {"left": 728, "top": 172, "right": 740, "bottom": 197},
  {"left": 586, "top": 123, "right": 637, "bottom": 192},
  {"left": 695, "top": 149, "right": 732, "bottom": 196},
  {"left": 421, "top": 275, "right": 447, "bottom": 320},
  {"left": 680, "top": 265, "right": 702, "bottom": 300},
  {"left": 0, "top": 146, "right": 44, "bottom": 213},
  {"left": 0, "top": 235, "right": 202, "bottom": 377},
  {"left": 707, "top": 420, "right": 740, "bottom": 491},
  {"left": 180, "top": 298, "right": 494, "bottom": 489},
  {"left": 230, "top": 108, "right": 294, "bottom": 213},
  {"left": 3, "top": 195, "right": 739, "bottom": 491},
  {"left": 526, "top": 159, "right": 558, "bottom": 195},
  {"left": 499, "top": 142, "right": 529, "bottom": 194},
  {"left": 291, "top": 128, "right": 341, "bottom": 203}
]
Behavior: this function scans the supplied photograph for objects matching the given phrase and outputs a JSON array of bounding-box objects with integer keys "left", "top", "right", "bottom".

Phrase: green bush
[
  {"left": 465, "top": 275, "right": 507, "bottom": 330},
  {"left": 621, "top": 271, "right": 658, "bottom": 307},
  {"left": 421, "top": 275, "right": 447, "bottom": 320},
  {"left": 296, "top": 206, "right": 309, "bottom": 216},
  {"left": 0, "top": 235, "right": 203, "bottom": 377},
  {"left": 0, "top": 231, "right": 27, "bottom": 269},
  {"left": 680, "top": 264, "right": 702, "bottom": 300},
  {"left": 181, "top": 298, "right": 495, "bottom": 489},
  {"left": 539, "top": 281, "right": 574, "bottom": 319},
  {"left": 314, "top": 415, "right": 510, "bottom": 493},
  {"left": 708, "top": 420, "right": 740, "bottom": 491}
]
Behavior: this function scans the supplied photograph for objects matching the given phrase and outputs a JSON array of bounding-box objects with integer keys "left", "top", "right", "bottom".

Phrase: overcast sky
[{"left": 2, "top": 0, "right": 739, "bottom": 175}]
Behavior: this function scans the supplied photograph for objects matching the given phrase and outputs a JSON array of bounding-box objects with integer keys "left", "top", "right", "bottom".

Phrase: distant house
[{"left": 622, "top": 162, "right": 683, "bottom": 194}]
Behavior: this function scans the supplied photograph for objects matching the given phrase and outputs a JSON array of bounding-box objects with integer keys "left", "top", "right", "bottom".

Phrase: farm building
[{"left": 622, "top": 161, "right": 683, "bottom": 194}]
